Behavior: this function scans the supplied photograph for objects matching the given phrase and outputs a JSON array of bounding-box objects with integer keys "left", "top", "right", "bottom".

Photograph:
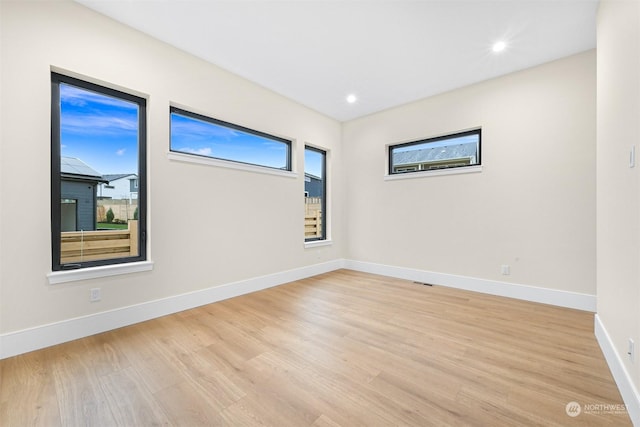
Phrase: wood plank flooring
[{"left": 0, "top": 269, "right": 632, "bottom": 426}]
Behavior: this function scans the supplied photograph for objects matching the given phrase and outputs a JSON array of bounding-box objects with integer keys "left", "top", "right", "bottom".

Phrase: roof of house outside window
[
  {"left": 60, "top": 156, "right": 105, "bottom": 181},
  {"left": 392, "top": 142, "right": 477, "bottom": 166},
  {"left": 102, "top": 173, "right": 137, "bottom": 183}
]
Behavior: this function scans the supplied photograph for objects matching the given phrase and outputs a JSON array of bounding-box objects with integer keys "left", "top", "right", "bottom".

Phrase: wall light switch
[{"left": 630, "top": 145, "right": 636, "bottom": 168}]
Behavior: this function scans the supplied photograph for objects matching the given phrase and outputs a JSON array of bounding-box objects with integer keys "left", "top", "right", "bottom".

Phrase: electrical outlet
[
  {"left": 501, "top": 265, "right": 511, "bottom": 275},
  {"left": 90, "top": 288, "right": 101, "bottom": 302},
  {"left": 629, "top": 339, "right": 635, "bottom": 362}
]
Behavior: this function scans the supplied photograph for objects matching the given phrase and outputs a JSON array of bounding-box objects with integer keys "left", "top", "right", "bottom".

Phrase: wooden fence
[
  {"left": 61, "top": 221, "right": 138, "bottom": 264},
  {"left": 305, "top": 197, "right": 322, "bottom": 213},
  {"left": 305, "top": 211, "right": 322, "bottom": 239},
  {"left": 97, "top": 199, "right": 138, "bottom": 223}
]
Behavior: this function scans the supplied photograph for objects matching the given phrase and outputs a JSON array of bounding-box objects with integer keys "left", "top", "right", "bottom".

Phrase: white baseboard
[
  {"left": 344, "top": 260, "right": 597, "bottom": 312},
  {"left": 0, "top": 258, "right": 598, "bottom": 359},
  {"left": 0, "top": 259, "right": 345, "bottom": 359},
  {"left": 595, "top": 315, "right": 640, "bottom": 426}
]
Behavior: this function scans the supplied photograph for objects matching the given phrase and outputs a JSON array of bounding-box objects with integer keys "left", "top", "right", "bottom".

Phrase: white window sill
[
  {"left": 47, "top": 261, "right": 154, "bottom": 285},
  {"left": 384, "top": 165, "right": 482, "bottom": 181},
  {"left": 168, "top": 151, "right": 297, "bottom": 178},
  {"left": 305, "top": 239, "right": 333, "bottom": 249}
]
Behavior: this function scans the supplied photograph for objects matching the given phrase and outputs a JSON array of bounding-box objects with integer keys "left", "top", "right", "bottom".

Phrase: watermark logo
[
  {"left": 565, "top": 401, "right": 581, "bottom": 417},
  {"left": 565, "top": 401, "right": 628, "bottom": 417}
]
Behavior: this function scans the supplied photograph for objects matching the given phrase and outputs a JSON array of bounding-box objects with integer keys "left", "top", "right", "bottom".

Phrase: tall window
[
  {"left": 170, "top": 107, "right": 291, "bottom": 171},
  {"left": 304, "top": 146, "right": 326, "bottom": 241},
  {"left": 51, "top": 73, "right": 147, "bottom": 270},
  {"left": 389, "top": 129, "right": 481, "bottom": 175}
]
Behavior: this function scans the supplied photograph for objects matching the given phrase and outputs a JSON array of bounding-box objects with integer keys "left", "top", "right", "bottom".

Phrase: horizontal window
[
  {"left": 170, "top": 107, "right": 291, "bottom": 171},
  {"left": 389, "top": 129, "right": 481, "bottom": 175}
]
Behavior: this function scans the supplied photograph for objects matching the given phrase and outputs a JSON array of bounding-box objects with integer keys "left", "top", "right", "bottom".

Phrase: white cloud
[
  {"left": 116, "top": 148, "right": 126, "bottom": 156},
  {"left": 60, "top": 84, "right": 135, "bottom": 110},
  {"left": 180, "top": 147, "right": 213, "bottom": 156}
]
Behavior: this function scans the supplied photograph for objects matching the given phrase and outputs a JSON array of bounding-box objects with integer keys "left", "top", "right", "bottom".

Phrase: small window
[
  {"left": 304, "top": 146, "right": 326, "bottom": 241},
  {"left": 60, "top": 199, "right": 77, "bottom": 232},
  {"left": 51, "top": 73, "right": 147, "bottom": 271},
  {"left": 170, "top": 107, "right": 291, "bottom": 171},
  {"left": 389, "top": 129, "right": 481, "bottom": 175}
]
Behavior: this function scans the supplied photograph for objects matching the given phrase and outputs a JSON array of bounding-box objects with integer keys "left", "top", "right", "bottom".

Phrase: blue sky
[
  {"left": 304, "top": 148, "right": 323, "bottom": 179},
  {"left": 60, "top": 84, "right": 139, "bottom": 175},
  {"left": 59, "top": 84, "right": 319, "bottom": 178},
  {"left": 171, "top": 112, "right": 289, "bottom": 170}
]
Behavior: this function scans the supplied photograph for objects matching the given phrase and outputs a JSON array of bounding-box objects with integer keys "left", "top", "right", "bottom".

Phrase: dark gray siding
[
  {"left": 305, "top": 176, "right": 323, "bottom": 198},
  {"left": 61, "top": 180, "right": 96, "bottom": 231}
]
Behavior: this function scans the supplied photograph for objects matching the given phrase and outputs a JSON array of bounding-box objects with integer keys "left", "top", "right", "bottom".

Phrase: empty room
[{"left": 1, "top": 0, "right": 639, "bottom": 425}]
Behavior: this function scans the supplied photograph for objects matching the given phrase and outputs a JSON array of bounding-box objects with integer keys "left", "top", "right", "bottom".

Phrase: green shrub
[
  {"left": 106, "top": 208, "right": 114, "bottom": 223},
  {"left": 133, "top": 207, "right": 138, "bottom": 220}
]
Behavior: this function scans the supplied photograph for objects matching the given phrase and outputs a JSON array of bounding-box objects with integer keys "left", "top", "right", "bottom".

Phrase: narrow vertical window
[
  {"left": 304, "top": 146, "right": 326, "bottom": 241},
  {"left": 51, "top": 73, "right": 147, "bottom": 270}
]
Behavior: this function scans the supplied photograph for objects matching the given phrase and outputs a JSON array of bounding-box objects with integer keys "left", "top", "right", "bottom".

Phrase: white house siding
[{"left": 98, "top": 174, "right": 138, "bottom": 200}]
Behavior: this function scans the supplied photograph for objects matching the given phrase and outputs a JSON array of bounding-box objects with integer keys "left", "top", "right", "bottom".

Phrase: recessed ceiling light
[
  {"left": 346, "top": 94, "right": 357, "bottom": 104},
  {"left": 492, "top": 41, "right": 507, "bottom": 53}
]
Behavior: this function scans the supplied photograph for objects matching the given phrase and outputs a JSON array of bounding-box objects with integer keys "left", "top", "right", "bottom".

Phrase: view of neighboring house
[
  {"left": 391, "top": 141, "right": 478, "bottom": 173},
  {"left": 98, "top": 173, "right": 139, "bottom": 200},
  {"left": 60, "top": 156, "right": 106, "bottom": 232},
  {"left": 304, "top": 172, "right": 322, "bottom": 198}
]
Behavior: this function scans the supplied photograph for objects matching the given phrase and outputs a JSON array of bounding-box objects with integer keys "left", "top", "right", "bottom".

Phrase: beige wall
[
  {"left": 0, "top": 0, "right": 344, "bottom": 333},
  {"left": 597, "top": 0, "right": 640, "bottom": 397},
  {"left": 343, "top": 50, "right": 596, "bottom": 295}
]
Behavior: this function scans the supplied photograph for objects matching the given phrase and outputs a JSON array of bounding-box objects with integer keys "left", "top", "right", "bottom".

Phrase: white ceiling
[{"left": 76, "top": 0, "right": 598, "bottom": 122}]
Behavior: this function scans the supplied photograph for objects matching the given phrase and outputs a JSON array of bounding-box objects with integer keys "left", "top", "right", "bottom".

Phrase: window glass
[
  {"left": 170, "top": 107, "right": 291, "bottom": 171},
  {"left": 389, "top": 129, "right": 481, "bottom": 174},
  {"left": 305, "top": 146, "right": 326, "bottom": 241},
  {"left": 51, "top": 73, "right": 146, "bottom": 270}
]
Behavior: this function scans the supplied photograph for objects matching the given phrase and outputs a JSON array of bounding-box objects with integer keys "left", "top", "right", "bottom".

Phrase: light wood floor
[{"left": 0, "top": 269, "right": 631, "bottom": 426}]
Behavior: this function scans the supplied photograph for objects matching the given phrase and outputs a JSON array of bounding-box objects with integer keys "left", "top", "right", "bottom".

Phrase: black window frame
[
  {"left": 51, "top": 72, "right": 147, "bottom": 271},
  {"left": 388, "top": 128, "right": 481, "bottom": 175},
  {"left": 304, "top": 145, "right": 327, "bottom": 242},
  {"left": 170, "top": 106, "right": 292, "bottom": 172}
]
